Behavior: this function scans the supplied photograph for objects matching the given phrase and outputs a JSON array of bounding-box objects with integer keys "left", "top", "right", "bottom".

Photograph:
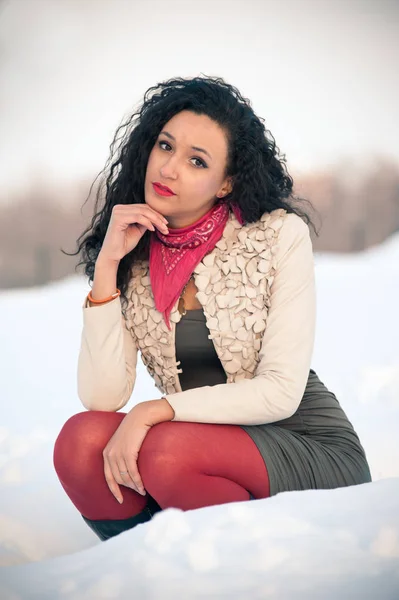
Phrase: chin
[
  {"left": 145, "top": 188, "right": 173, "bottom": 212},
  {"left": 144, "top": 190, "right": 158, "bottom": 206},
  {"left": 145, "top": 194, "right": 163, "bottom": 209}
]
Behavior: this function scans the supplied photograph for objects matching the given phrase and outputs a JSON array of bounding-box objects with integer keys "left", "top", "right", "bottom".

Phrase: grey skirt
[
  {"left": 241, "top": 369, "right": 372, "bottom": 496},
  {"left": 176, "top": 310, "right": 372, "bottom": 497}
]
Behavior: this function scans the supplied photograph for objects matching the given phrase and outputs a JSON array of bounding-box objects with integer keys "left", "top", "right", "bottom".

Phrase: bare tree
[{"left": 1, "top": 158, "right": 398, "bottom": 290}]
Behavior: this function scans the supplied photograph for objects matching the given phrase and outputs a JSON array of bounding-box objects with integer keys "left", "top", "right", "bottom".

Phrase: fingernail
[{"left": 117, "top": 497, "right": 123, "bottom": 504}]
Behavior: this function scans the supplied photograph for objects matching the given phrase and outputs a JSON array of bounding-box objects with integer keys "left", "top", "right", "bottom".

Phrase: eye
[
  {"left": 190, "top": 157, "right": 207, "bottom": 169},
  {"left": 157, "top": 140, "right": 207, "bottom": 169},
  {"left": 158, "top": 140, "right": 171, "bottom": 151}
]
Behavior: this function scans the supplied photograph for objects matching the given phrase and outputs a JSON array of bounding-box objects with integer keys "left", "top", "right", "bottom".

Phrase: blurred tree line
[{"left": 0, "top": 156, "right": 398, "bottom": 290}]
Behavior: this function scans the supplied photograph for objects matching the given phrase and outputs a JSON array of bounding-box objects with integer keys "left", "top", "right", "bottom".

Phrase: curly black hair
[{"left": 64, "top": 75, "right": 320, "bottom": 308}]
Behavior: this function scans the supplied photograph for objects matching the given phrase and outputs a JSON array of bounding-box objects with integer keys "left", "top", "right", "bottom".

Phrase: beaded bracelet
[{"left": 87, "top": 288, "right": 121, "bottom": 305}]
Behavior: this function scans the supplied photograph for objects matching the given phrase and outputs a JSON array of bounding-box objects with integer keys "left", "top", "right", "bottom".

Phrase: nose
[{"left": 159, "top": 153, "right": 178, "bottom": 180}]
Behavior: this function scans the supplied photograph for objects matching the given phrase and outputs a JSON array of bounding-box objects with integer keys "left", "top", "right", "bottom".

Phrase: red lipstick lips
[{"left": 152, "top": 182, "right": 176, "bottom": 197}]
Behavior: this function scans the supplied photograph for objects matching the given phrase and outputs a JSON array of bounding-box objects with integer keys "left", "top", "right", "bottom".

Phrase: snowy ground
[{"left": 0, "top": 234, "right": 398, "bottom": 598}]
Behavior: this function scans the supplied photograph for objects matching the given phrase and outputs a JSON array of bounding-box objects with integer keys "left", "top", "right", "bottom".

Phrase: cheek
[{"left": 191, "top": 173, "right": 220, "bottom": 198}]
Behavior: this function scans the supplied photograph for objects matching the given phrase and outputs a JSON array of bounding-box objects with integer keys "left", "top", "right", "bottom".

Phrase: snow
[{"left": 0, "top": 233, "right": 398, "bottom": 598}]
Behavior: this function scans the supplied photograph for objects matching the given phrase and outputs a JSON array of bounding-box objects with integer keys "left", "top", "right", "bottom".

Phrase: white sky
[{"left": 0, "top": 0, "right": 398, "bottom": 196}]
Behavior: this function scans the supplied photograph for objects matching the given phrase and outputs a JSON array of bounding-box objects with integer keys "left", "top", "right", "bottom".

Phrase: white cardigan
[{"left": 77, "top": 209, "right": 316, "bottom": 425}]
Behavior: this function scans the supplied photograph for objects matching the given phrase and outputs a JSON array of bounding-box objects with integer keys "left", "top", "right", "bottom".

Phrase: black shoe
[{"left": 82, "top": 495, "right": 162, "bottom": 541}]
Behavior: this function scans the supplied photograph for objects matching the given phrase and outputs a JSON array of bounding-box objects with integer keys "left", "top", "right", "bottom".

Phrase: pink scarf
[{"left": 149, "top": 201, "right": 244, "bottom": 330}]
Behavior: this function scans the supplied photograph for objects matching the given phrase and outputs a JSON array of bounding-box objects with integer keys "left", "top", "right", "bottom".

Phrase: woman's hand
[
  {"left": 103, "top": 399, "right": 175, "bottom": 503},
  {"left": 99, "top": 203, "right": 169, "bottom": 264}
]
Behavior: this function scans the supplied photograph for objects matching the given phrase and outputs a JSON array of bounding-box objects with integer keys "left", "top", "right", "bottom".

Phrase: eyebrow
[{"left": 159, "top": 130, "right": 212, "bottom": 160}]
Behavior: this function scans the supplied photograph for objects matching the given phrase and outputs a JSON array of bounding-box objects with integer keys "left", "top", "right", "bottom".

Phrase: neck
[{"left": 166, "top": 201, "right": 218, "bottom": 229}]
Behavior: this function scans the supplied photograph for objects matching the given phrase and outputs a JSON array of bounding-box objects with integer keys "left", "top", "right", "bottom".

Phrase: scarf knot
[{"left": 149, "top": 201, "right": 243, "bottom": 329}]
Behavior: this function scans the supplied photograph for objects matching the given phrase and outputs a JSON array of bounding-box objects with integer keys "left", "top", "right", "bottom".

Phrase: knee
[
  {"left": 138, "top": 422, "right": 192, "bottom": 490},
  {"left": 139, "top": 421, "right": 181, "bottom": 463},
  {"left": 53, "top": 410, "right": 124, "bottom": 478},
  {"left": 53, "top": 412, "right": 94, "bottom": 476}
]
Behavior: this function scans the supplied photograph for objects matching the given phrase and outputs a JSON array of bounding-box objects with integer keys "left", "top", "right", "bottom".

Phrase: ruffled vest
[{"left": 124, "top": 208, "right": 287, "bottom": 395}]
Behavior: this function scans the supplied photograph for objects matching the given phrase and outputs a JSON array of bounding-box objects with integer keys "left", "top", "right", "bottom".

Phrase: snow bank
[{"left": 0, "top": 233, "right": 398, "bottom": 598}]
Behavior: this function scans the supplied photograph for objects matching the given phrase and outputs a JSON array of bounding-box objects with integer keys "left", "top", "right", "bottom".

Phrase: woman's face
[{"left": 144, "top": 110, "right": 233, "bottom": 228}]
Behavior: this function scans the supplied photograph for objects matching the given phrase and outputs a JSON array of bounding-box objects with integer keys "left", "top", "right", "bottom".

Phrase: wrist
[
  {"left": 138, "top": 398, "right": 175, "bottom": 425},
  {"left": 95, "top": 254, "right": 120, "bottom": 271}
]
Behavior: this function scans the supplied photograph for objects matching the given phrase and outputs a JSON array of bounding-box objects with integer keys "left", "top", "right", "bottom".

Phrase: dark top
[{"left": 175, "top": 308, "right": 226, "bottom": 391}]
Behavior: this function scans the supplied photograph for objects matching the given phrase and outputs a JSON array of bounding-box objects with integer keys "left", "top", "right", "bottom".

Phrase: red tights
[{"left": 53, "top": 411, "right": 270, "bottom": 521}]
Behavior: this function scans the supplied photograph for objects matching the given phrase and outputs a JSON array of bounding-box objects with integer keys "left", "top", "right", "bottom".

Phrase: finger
[
  {"left": 126, "top": 460, "right": 145, "bottom": 496},
  {"left": 127, "top": 214, "right": 156, "bottom": 232},
  {"left": 111, "top": 205, "right": 156, "bottom": 232},
  {"left": 106, "top": 454, "right": 131, "bottom": 490},
  {"left": 117, "top": 462, "right": 140, "bottom": 494},
  {"left": 117, "top": 202, "right": 168, "bottom": 225},
  {"left": 135, "top": 223, "right": 148, "bottom": 236},
  {"left": 135, "top": 204, "right": 169, "bottom": 225},
  {"left": 121, "top": 204, "right": 169, "bottom": 232},
  {"left": 103, "top": 457, "right": 123, "bottom": 504},
  {"left": 132, "top": 210, "right": 169, "bottom": 234}
]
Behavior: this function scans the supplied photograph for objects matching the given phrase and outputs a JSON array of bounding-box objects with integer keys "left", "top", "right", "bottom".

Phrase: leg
[
  {"left": 138, "top": 421, "right": 270, "bottom": 511},
  {"left": 53, "top": 411, "right": 161, "bottom": 540}
]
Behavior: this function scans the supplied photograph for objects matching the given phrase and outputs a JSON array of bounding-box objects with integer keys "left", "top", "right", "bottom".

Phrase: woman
[{"left": 54, "top": 76, "right": 372, "bottom": 542}]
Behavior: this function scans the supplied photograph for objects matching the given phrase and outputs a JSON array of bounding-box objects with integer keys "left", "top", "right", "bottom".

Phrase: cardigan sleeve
[
  {"left": 164, "top": 213, "right": 317, "bottom": 425},
  {"left": 77, "top": 295, "right": 138, "bottom": 411}
]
